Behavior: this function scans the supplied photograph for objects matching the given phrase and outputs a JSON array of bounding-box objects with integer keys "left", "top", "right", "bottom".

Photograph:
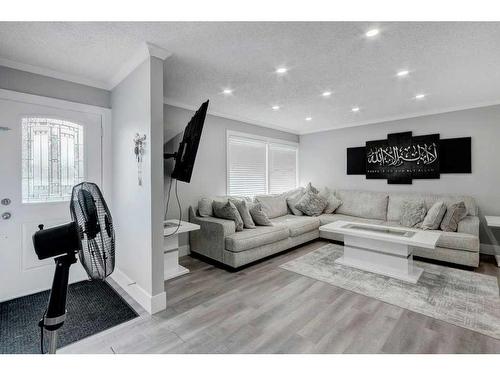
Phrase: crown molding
[
  {"left": 0, "top": 57, "right": 109, "bottom": 90},
  {"left": 146, "top": 42, "right": 172, "bottom": 61},
  {"left": 0, "top": 42, "right": 172, "bottom": 92},
  {"left": 299, "top": 99, "right": 500, "bottom": 136},
  {"left": 107, "top": 42, "right": 172, "bottom": 90},
  {"left": 163, "top": 97, "right": 301, "bottom": 136}
]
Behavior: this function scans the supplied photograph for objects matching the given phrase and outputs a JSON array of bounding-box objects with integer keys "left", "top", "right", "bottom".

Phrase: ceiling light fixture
[
  {"left": 305, "top": 117, "right": 312, "bottom": 121},
  {"left": 397, "top": 70, "right": 409, "bottom": 77},
  {"left": 351, "top": 107, "right": 360, "bottom": 112},
  {"left": 222, "top": 88, "right": 233, "bottom": 95},
  {"left": 275, "top": 67, "right": 288, "bottom": 74},
  {"left": 365, "top": 29, "right": 380, "bottom": 38},
  {"left": 272, "top": 105, "right": 280, "bottom": 111},
  {"left": 322, "top": 91, "right": 332, "bottom": 97},
  {"left": 415, "top": 94, "right": 426, "bottom": 100}
]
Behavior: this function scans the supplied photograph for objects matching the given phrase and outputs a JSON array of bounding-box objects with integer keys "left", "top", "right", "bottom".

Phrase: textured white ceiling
[{"left": 1, "top": 22, "right": 500, "bottom": 135}]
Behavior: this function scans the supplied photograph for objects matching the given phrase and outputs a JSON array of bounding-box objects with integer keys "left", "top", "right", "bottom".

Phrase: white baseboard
[
  {"left": 110, "top": 267, "right": 166, "bottom": 314},
  {"left": 178, "top": 244, "right": 190, "bottom": 257}
]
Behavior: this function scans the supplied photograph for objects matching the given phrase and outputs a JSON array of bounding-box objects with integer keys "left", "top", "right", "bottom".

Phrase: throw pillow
[
  {"left": 421, "top": 201, "right": 447, "bottom": 230},
  {"left": 198, "top": 197, "right": 214, "bottom": 217},
  {"left": 282, "top": 187, "right": 305, "bottom": 214},
  {"left": 319, "top": 187, "right": 342, "bottom": 214},
  {"left": 254, "top": 194, "right": 288, "bottom": 218},
  {"left": 249, "top": 203, "right": 273, "bottom": 226},
  {"left": 286, "top": 191, "right": 304, "bottom": 216},
  {"left": 282, "top": 186, "right": 305, "bottom": 199},
  {"left": 295, "top": 190, "right": 328, "bottom": 216},
  {"left": 230, "top": 198, "right": 255, "bottom": 229},
  {"left": 399, "top": 200, "right": 427, "bottom": 228},
  {"left": 305, "top": 182, "right": 319, "bottom": 194},
  {"left": 212, "top": 200, "right": 244, "bottom": 231},
  {"left": 440, "top": 201, "right": 467, "bottom": 232}
]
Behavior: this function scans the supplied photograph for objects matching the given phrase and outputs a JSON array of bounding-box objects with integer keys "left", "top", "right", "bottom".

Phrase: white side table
[
  {"left": 163, "top": 220, "right": 200, "bottom": 280},
  {"left": 484, "top": 216, "right": 500, "bottom": 267}
]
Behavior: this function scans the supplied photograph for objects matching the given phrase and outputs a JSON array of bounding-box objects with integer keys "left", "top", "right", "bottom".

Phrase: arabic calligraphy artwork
[
  {"left": 346, "top": 134, "right": 471, "bottom": 183},
  {"left": 366, "top": 132, "right": 440, "bottom": 184}
]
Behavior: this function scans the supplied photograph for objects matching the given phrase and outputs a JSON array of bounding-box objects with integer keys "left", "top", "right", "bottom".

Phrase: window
[
  {"left": 22, "top": 117, "right": 84, "bottom": 203},
  {"left": 227, "top": 131, "right": 298, "bottom": 197}
]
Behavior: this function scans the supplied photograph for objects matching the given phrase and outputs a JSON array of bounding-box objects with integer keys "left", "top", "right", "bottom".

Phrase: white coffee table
[
  {"left": 320, "top": 221, "right": 441, "bottom": 284},
  {"left": 484, "top": 216, "right": 500, "bottom": 267}
]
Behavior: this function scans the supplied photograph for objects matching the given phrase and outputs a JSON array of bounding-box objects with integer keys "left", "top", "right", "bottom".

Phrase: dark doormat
[{"left": 0, "top": 280, "right": 139, "bottom": 354}]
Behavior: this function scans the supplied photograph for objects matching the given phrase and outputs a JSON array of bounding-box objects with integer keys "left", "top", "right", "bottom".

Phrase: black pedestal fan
[{"left": 32, "top": 182, "right": 115, "bottom": 354}]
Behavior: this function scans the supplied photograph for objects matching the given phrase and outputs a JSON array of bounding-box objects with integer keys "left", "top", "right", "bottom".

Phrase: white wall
[
  {"left": 299, "top": 104, "right": 500, "bottom": 253},
  {"left": 164, "top": 104, "right": 299, "bottom": 250},
  {"left": 111, "top": 57, "right": 166, "bottom": 314},
  {"left": 0, "top": 66, "right": 111, "bottom": 108}
]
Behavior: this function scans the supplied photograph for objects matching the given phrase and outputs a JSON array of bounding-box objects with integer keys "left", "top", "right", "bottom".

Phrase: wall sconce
[{"left": 133, "top": 133, "right": 146, "bottom": 186}]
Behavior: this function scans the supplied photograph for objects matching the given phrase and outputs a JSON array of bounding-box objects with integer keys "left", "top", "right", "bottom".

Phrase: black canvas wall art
[
  {"left": 366, "top": 132, "right": 440, "bottom": 184},
  {"left": 347, "top": 132, "right": 471, "bottom": 184}
]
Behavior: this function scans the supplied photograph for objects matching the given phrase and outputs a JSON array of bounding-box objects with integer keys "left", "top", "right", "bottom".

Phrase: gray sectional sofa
[{"left": 189, "top": 189, "right": 480, "bottom": 269}]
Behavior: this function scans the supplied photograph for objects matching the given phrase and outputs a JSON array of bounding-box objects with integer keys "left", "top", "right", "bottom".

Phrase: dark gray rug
[
  {"left": 281, "top": 244, "right": 500, "bottom": 340},
  {"left": 0, "top": 280, "right": 138, "bottom": 354}
]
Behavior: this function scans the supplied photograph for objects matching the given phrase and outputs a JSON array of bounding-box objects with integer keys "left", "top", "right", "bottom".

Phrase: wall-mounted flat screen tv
[{"left": 165, "top": 100, "right": 209, "bottom": 183}]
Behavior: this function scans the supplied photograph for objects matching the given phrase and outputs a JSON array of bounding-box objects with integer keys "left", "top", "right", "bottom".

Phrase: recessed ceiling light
[
  {"left": 222, "top": 88, "right": 233, "bottom": 95},
  {"left": 305, "top": 117, "right": 312, "bottom": 121},
  {"left": 415, "top": 94, "right": 426, "bottom": 100},
  {"left": 322, "top": 91, "right": 332, "bottom": 97},
  {"left": 272, "top": 105, "right": 280, "bottom": 111},
  {"left": 397, "top": 70, "right": 409, "bottom": 77},
  {"left": 351, "top": 107, "right": 360, "bottom": 112},
  {"left": 365, "top": 29, "right": 380, "bottom": 38},
  {"left": 275, "top": 67, "right": 288, "bottom": 74}
]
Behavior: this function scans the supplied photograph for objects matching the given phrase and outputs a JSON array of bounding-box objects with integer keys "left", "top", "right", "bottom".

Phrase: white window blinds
[
  {"left": 227, "top": 136, "right": 268, "bottom": 197},
  {"left": 227, "top": 132, "right": 298, "bottom": 197},
  {"left": 269, "top": 144, "right": 298, "bottom": 194}
]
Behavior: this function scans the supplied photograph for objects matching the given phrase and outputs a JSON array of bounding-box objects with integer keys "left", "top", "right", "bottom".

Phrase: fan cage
[{"left": 70, "top": 182, "right": 115, "bottom": 280}]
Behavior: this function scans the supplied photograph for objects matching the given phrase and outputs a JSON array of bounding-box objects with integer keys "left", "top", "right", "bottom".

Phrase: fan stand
[{"left": 39, "top": 251, "right": 77, "bottom": 354}]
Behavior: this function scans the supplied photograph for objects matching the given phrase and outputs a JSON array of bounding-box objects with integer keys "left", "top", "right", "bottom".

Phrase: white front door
[{"left": 0, "top": 96, "right": 103, "bottom": 302}]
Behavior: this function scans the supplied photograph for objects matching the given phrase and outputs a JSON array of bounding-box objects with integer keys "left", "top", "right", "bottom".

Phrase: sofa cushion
[
  {"left": 334, "top": 190, "right": 388, "bottom": 220},
  {"left": 283, "top": 187, "right": 305, "bottom": 214},
  {"left": 319, "top": 187, "right": 342, "bottom": 214},
  {"left": 283, "top": 187, "right": 305, "bottom": 199},
  {"left": 254, "top": 194, "right": 288, "bottom": 219},
  {"left": 319, "top": 213, "right": 383, "bottom": 226},
  {"left": 382, "top": 221, "right": 479, "bottom": 252},
  {"left": 230, "top": 198, "right": 255, "bottom": 229},
  {"left": 212, "top": 200, "right": 244, "bottom": 231},
  {"left": 421, "top": 201, "right": 447, "bottom": 230},
  {"left": 295, "top": 190, "right": 328, "bottom": 216},
  {"left": 270, "top": 215, "right": 320, "bottom": 237},
  {"left": 249, "top": 202, "right": 273, "bottom": 226},
  {"left": 399, "top": 200, "right": 427, "bottom": 228},
  {"left": 225, "top": 225, "right": 289, "bottom": 252},
  {"left": 387, "top": 192, "right": 477, "bottom": 221},
  {"left": 306, "top": 182, "right": 319, "bottom": 194},
  {"left": 440, "top": 201, "right": 467, "bottom": 232},
  {"left": 198, "top": 195, "right": 251, "bottom": 217},
  {"left": 286, "top": 191, "right": 304, "bottom": 216}
]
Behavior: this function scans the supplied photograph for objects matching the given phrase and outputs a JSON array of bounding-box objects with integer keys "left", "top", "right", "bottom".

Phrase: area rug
[
  {"left": 280, "top": 244, "right": 500, "bottom": 340},
  {"left": 0, "top": 280, "right": 139, "bottom": 354}
]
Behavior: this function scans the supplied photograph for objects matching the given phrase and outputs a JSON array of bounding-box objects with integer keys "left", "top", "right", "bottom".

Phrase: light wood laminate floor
[{"left": 61, "top": 240, "right": 500, "bottom": 354}]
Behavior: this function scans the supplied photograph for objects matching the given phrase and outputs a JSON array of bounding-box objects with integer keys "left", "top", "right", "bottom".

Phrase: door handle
[{"left": 1, "top": 212, "right": 11, "bottom": 220}]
